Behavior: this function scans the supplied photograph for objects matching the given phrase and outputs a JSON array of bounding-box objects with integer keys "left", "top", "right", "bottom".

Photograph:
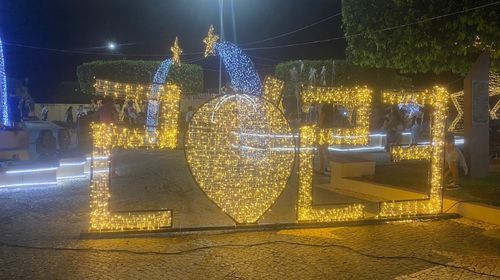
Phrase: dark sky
[{"left": 0, "top": 0, "right": 345, "bottom": 99}]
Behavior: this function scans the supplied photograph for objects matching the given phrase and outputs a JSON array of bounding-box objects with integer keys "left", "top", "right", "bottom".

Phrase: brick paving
[{"left": 0, "top": 150, "right": 498, "bottom": 279}]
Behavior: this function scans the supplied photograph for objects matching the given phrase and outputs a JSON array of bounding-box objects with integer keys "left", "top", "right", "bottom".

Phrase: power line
[
  {"left": 3, "top": 1, "right": 498, "bottom": 56},
  {"left": 240, "top": 11, "right": 341, "bottom": 46},
  {"left": 243, "top": 1, "right": 500, "bottom": 51}
]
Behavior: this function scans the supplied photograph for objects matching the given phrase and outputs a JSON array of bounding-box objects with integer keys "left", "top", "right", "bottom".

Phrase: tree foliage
[
  {"left": 342, "top": 0, "right": 499, "bottom": 74},
  {"left": 77, "top": 60, "right": 203, "bottom": 95}
]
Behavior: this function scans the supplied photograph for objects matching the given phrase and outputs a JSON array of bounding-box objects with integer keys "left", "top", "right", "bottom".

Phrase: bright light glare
[{"left": 107, "top": 42, "right": 116, "bottom": 50}]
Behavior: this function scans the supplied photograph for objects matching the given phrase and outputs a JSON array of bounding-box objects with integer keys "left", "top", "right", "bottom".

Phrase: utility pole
[{"left": 218, "top": 0, "right": 224, "bottom": 94}]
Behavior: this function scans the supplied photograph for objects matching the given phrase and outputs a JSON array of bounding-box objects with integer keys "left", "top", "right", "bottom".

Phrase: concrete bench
[{"left": 329, "top": 156, "right": 375, "bottom": 182}]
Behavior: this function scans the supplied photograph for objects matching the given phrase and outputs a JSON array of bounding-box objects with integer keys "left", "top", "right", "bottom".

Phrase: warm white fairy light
[
  {"left": 263, "top": 76, "right": 285, "bottom": 111},
  {"left": 185, "top": 94, "right": 295, "bottom": 224},
  {"left": 89, "top": 79, "right": 181, "bottom": 232},
  {"left": 297, "top": 85, "right": 372, "bottom": 222},
  {"left": 297, "top": 126, "right": 365, "bottom": 222},
  {"left": 171, "top": 37, "right": 182, "bottom": 65},
  {"left": 379, "top": 86, "right": 448, "bottom": 217},
  {"left": 301, "top": 85, "right": 373, "bottom": 146}
]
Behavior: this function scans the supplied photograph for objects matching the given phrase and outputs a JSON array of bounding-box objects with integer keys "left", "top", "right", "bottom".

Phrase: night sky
[{"left": 0, "top": 0, "right": 345, "bottom": 99}]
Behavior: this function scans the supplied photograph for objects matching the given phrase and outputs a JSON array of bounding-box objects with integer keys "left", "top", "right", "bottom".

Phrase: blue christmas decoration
[
  {"left": 215, "top": 41, "right": 261, "bottom": 95},
  {"left": 0, "top": 37, "right": 9, "bottom": 126},
  {"left": 146, "top": 58, "right": 172, "bottom": 133}
]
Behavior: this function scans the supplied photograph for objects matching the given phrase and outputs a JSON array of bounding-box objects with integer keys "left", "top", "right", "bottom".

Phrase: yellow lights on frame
[
  {"left": 171, "top": 36, "right": 182, "bottom": 65},
  {"left": 449, "top": 71, "right": 500, "bottom": 131},
  {"left": 89, "top": 80, "right": 181, "bottom": 232},
  {"left": 380, "top": 86, "right": 448, "bottom": 217},
  {"left": 263, "top": 76, "right": 285, "bottom": 111},
  {"left": 301, "top": 85, "right": 373, "bottom": 146},
  {"left": 297, "top": 85, "right": 372, "bottom": 222},
  {"left": 203, "top": 25, "right": 219, "bottom": 58},
  {"left": 185, "top": 94, "right": 295, "bottom": 224}
]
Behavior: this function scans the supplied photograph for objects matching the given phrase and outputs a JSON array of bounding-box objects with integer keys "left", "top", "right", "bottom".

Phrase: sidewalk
[{"left": 341, "top": 161, "right": 500, "bottom": 225}]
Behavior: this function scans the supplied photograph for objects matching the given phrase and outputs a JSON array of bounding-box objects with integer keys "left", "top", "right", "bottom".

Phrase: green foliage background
[
  {"left": 342, "top": 0, "right": 499, "bottom": 74},
  {"left": 275, "top": 59, "right": 413, "bottom": 94},
  {"left": 77, "top": 60, "right": 203, "bottom": 95}
]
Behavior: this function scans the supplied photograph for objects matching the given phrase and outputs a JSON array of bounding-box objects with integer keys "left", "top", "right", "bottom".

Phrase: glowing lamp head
[{"left": 107, "top": 42, "right": 117, "bottom": 51}]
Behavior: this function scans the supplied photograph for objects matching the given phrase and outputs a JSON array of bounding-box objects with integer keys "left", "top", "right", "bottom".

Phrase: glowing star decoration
[
  {"left": 379, "top": 87, "right": 448, "bottom": 217},
  {"left": 203, "top": 25, "right": 262, "bottom": 95},
  {"left": 489, "top": 71, "right": 500, "bottom": 120},
  {"left": 297, "top": 85, "right": 372, "bottom": 222},
  {"left": 203, "top": 25, "right": 219, "bottom": 57},
  {"left": 449, "top": 71, "right": 500, "bottom": 131},
  {"left": 0, "top": 37, "right": 8, "bottom": 126},
  {"left": 185, "top": 94, "right": 295, "bottom": 224},
  {"left": 171, "top": 37, "right": 182, "bottom": 65},
  {"left": 449, "top": 91, "right": 465, "bottom": 132}
]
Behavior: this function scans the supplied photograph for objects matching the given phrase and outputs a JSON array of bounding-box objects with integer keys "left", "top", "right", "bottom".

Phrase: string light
[
  {"left": 0, "top": 37, "right": 8, "bottom": 126},
  {"left": 185, "top": 94, "right": 295, "bottom": 224},
  {"left": 148, "top": 59, "right": 173, "bottom": 143},
  {"left": 448, "top": 90, "right": 464, "bottom": 132},
  {"left": 89, "top": 79, "right": 180, "bottom": 232},
  {"left": 89, "top": 123, "right": 173, "bottom": 232},
  {"left": 263, "top": 76, "right": 285, "bottom": 111},
  {"left": 301, "top": 85, "right": 373, "bottom": 146},
  {"left": 379, "top": 86, "right": 448, "bottom": 218},
  {"left": 203, "top": 25, "right": 219, "bottom": 58},
  {"left": 297, "top": 85, "right": 372, "bottom": 222},
  {"left": 297, "top": 126, "right": 365, "bottom": 222},
  {"left": 203, "top": 25, "right": 262, "bottom": 95},
  {"left": 215, "top": 41, "right": 262, "bottom": 95},
  {"left": 391, "top": 145, "right": 432, "bottom": 162},
  {"left": 95, "top": 79, "right": 181, "bottom": 149},
  {"left": 489, "top": 71, "right": 500, "bottom": 120},
  {"left": 448, "top": 71, "right": 499, "bottom": 131},
  {"left": 170, "top": 37, "right": 182, "bottom": 65}
]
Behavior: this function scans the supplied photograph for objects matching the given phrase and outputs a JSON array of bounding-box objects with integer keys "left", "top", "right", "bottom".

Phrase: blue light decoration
[
  {"left": 215, "top": 41, "right": 262, "bottom": 95},
  {"left": 146, "top": 58, "right": 172, "bottom": 141},
  {"left": 0, "top": 36, "right": 9, "bottom": 126}
]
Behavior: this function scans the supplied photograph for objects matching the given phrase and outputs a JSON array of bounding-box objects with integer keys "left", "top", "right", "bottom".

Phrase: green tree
[
  {"left": 342, "top": 0, "right": 499, "bottom": 74},
  {"left": 77, "top": 60, "right": 203, "bottom": 95}
]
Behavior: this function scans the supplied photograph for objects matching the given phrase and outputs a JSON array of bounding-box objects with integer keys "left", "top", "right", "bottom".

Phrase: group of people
[
  {"left": 312, "top": 103, "right": 467, "bottom": 190},
  {"left": 381, "top": 105, "right": 426, "bottom": 150}
]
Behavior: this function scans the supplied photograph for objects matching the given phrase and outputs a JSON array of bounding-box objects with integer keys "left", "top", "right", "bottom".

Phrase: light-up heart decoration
[{"left": 185, "top": 94, "right": 295, "bottom": 224}]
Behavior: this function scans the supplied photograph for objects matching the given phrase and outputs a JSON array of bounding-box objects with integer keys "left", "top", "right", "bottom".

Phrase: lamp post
[{"left": 218, "top": 0, "right": 224, "bottom": 94}]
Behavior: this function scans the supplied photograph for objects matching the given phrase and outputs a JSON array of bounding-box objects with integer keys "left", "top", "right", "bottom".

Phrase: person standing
[
  {"left": 444, "top": 133, "right": 468, "bottom": 190},
  {"left": 40, "top": 104, "right": 49, "bottom": 121},
  {"left": 99, "top": 97, "right": 119, "bottom": 177},
  {"left": 316, "top": 104, "right": 334, "bottom": 174},
  {"left": 65, "top": 106, "right": 74, "bottom": 128},
  {"left": 126, "top": 101, "right": 138, "bottom": 126},
  {"left": 185, "top": 106, "right": 194, "bottom": 130}
]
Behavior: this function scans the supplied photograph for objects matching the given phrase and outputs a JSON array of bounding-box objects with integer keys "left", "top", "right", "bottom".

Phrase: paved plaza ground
[{"left": 0, "top": 150, "right": 499, "bottom": 279}]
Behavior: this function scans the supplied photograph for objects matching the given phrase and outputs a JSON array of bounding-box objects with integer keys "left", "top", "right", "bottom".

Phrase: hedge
[
  {"left": 274, "top": 59, "right": 413, "bottom": 95},
  {"left": 77, "top": 60, "right": 203, "bottom": 95}
]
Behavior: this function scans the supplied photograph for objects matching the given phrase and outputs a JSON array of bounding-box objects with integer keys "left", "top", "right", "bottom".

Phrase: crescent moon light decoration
[
  {"left": 146, "top": 37, "right": 182, "bottom": 144},
  {"left": 203, "top": 25, "right": 261, "bottom": 95}
]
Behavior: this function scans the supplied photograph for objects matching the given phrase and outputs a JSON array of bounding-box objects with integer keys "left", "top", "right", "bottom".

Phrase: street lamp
[
  {"left": 107, "top": 42, "right": 117, "bottom": 51},
  {"left": 217, "top": 0, "right": 237, "bottom": 94}
]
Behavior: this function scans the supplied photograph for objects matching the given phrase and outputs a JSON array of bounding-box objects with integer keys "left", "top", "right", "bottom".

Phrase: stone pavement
[{"left": 0, "top": 150, "right": 499, "bottom": 279}]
